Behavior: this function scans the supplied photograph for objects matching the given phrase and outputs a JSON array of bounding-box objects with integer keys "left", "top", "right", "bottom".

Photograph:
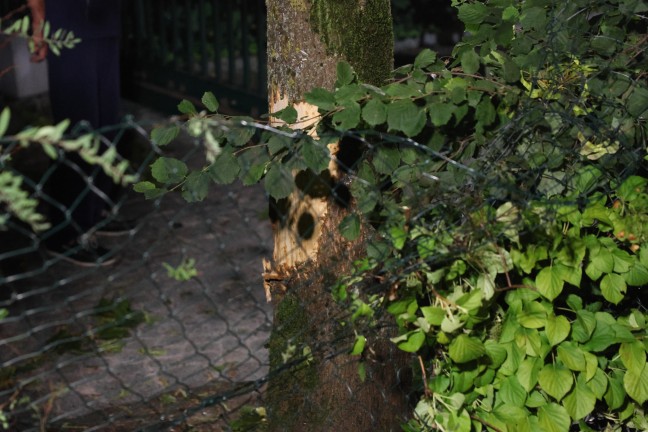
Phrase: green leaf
[
  {"left": 421, "top": 306, "right": 445, "bottom": 326},
  {"left": 181, "top": 171, "right": 210, "bottom": 202},
  {"left": 336, "top": 61, "right": 355, "bottom": 87},
  {"left": 557, "top": 342, "right": 586, "bottom": 372},
  {"left": 150, "top": 125, "right": 180, "bottom": 147},
  {"left": 460, "top": 50, "right": 480, "bottom": 75},
  {"left": 624, "top": 364, "right": 648, "bottom": 405},
  {"left": 605, "top": 373, "right": 626, "bottom": 410},
  {"left": 273, "top": 106, "right": 298, "bottom": 124},
  {"left": 150, "top": 157, "right": 188, "bottom": 185},
  {"left": 475, "top": 98, "right": 496, "bottom": 126},
  {"left": 208, "top": 150, "right": 240, "bottom": 184},
  {"left": 585, "top": 367, "right": 608, "bottom": 399},
  {"left": 0, "top": 107, "right": 10, "bottom": 137},
  {"left": 546, "top": 314, "right": 570, "bottom": 346},
  {"left": 305, "top": 87, "right": 336, "bottom": 111},
  {"left": 332, "top": 101, "right": 361, "bottom": 130},
  {"left": 563, "top": 374, "right": 596, "bottom": 421},
  {"left": 571, "top": 310, "right": 596, "bottom": 343},
  {"left": 387, "top": 99, "right": 426, "bottom": 137},
  {"left": 518, "top": 301, "right": 547, "bottom": 329},
  {"left": 536, "top": 266, "right": 564, "bottom": 301},
  {"left": 626, "top": 86, "right": 648, "bottom": 118},
  {"left": 339, "top": 214, "right": 361, "bottom": 241},
  {"left": 585, "top": 248, "right": 614, "bottom": 280},
  {"left": 300, "top": 138, "right": 330, "bottom": 173},
  {"left": 500, "top": 375, "right": 528, "bottom": 407},
  {"left": 457, "top": 3, "right": 489, "bottom": 25},
  {"left": 414, "top": 48, "right": 436, "bottom": 69},
  {"left": 619, "top": 341, "right": 647, "bottom": 375},
  {"left": 226, "top": 123, "right": 256, "bottom": 147},
  {"left": 351, "top": 335, "right": 366, "bottom": 355},
  {"left": 537, "top": 403, "right": 570, "bottom": 432},
  {"left": 373, "top": 146, "right": 400, "bottom": 175},
  {"left": 133, "top": 181, "right": 156, "bottom": 193},
  {"left": 201, "top": 91, "right": 219, "bottom": 112},
  {"left": 238, "top": 147, "right": 269, "bottom": 185},
  {"left": 517, "top": 357, "right": 542, "bottom": 392},
  {"left": 520, "top": 6, "right": 547, "bottom": 31},
  {"left": 393, "top": 330, "right": 425, "bottom": 353},
  {"left": 624, "top": 262, "right": 648, "bottom": 286},
  {"left": 449, "top": 334, "right": 487, "bottom": 363},
  {"left": 362, "top": 99, "right": 387, "bottom": 126},
  {"left": 538, "top": 363, "right": 573, "bottom": 401},
  {"left": 583, "top": 319, "right": 617, "bottom": 352},
  {"left": 177, "top": 99, "right": 197, "bottom": 115},
  {"left": 264, "top": 164, "right": 294, "bottom": 199},
  {"left": 600, "top": 273, "right": 627, "bottom": 304},
  {"left": 428, "top": 102, "right": 455, "bottom": 127}
]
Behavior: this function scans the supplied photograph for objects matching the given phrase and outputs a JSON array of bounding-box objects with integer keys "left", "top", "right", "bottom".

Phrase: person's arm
[{"left": 27, "top": 0, "right": 47, "bottom": 62}]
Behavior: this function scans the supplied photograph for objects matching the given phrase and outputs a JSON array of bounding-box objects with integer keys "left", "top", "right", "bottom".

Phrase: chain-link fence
[{"left": 1, "top": 99, "right": 276, "bottom": 431}]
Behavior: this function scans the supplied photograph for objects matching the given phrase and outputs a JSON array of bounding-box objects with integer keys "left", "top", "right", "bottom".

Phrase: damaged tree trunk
[{"left": 263, "top": 1, "right": 411, "bottom": 430}]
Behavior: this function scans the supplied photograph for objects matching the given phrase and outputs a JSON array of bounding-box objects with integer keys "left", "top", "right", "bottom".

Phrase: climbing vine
[{"left": 140, "top": 0, "right": 647, "bottom": 430}]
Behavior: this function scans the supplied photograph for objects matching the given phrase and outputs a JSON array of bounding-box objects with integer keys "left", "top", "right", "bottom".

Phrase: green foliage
[
  {"left": 137, "top": 0, "right": 647, "bottom": 429},
  {"left": 0, "top": 15, "right": 80, "bottom": 55}
]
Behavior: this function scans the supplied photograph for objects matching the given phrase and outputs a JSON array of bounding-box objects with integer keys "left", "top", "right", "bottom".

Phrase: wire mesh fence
[
  {"left": 2, "top": 0, "right": 648, "bottom": 429},
  {"left": 1, "top": 100, "right": 275, "bottom": 431}
]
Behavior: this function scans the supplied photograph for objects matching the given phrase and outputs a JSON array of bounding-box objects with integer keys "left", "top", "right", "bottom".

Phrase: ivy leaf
[
  {"left": 305, "top": 87, "right": 336, "bottom": 111},
  {"left": 177, "top": 99, "right": 197, "bottom": 115},
  {"left": 624, "top": 364, "right": 648, "bottom": 405},
  {"left": 339, "top": 213, "right": 361, "bottom": 241},
  {"left": 538, "top": 363, "right": 573, "bottom": 401},
  {"left": 387, "top": 99, "right": 426, "bottom": 137},
  {"left": 150, "top": 125, "right": 180, "bottom": 147},
  {"left": 536, "top": 266, "right": 564, "bottom": 301},
  {"left": 517, "top": 357, "right": 542, "bottom": 392},
  {"left": 150, "top": 157, "right": 188, "bottom": 185},
  {"left": 264, "top": 164, "right": 294, "bottom": 199},
  {"left": 362, "top": 99, "right": 387, "bottom": 126},
  {"left": 563, "top": 374, "right": 596, "bottom": 421},
  {"left": 448, "top": 334, "right": 487, "bottom": 363},
  {"left": 208, "top": 150, "right": 240, "bottom": 184},
  {"left": 201, "top": 91, "right": 219, "bottom": 112},
  {"left": 181, "top": 171, "right": 210, "bottom": 202},
  {"left": 600, "top": 273, "right": 626, "bottom": 304},
  {"left": 546, "top": 317, "right": 569, "bottom": 349}
]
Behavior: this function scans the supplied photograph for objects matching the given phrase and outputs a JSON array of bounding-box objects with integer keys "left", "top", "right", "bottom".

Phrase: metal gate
[{"left": 121, "top": 0, "right": 267, "bottom": 116}]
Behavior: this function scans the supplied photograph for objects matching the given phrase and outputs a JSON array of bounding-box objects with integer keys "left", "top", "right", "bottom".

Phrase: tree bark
[{"left": 263, "top": 1, "right": 412, "bottom": 430}]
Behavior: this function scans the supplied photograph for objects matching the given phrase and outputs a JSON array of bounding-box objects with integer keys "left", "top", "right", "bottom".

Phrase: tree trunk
[{"left": 263, "top": 1, "right": 412, "bottom": 430}]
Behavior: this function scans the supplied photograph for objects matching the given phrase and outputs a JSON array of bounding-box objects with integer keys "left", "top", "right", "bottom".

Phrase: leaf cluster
[{"left": 135, "top": 0, "right": 647, "bottom": 430}]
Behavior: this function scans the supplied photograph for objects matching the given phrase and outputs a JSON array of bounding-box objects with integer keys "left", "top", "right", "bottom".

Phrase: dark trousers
[{"left": 44, "top": 37, "right": 121, "bottom": 247}]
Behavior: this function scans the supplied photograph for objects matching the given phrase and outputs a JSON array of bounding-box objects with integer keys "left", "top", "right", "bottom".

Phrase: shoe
[
  {"left": 95, "top": 217, "right": 138, "bottom": 237},
  {"left": 46, "top": 241, "right": 119, "bottom": 267}
]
